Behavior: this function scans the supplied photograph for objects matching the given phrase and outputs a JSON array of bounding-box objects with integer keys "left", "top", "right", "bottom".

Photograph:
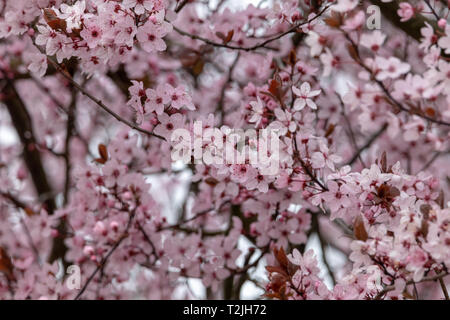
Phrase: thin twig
[
  {"left": 438, "top": 277, "right": 449, "bottom": 300},
  {"left": 338, "top": 94, "right": 366, "bottom": 167},
  {"left": 314, "top": 215, "right": 336, "bottom": 286},
  {"left": 293, "top": 133, "right": 328, "bottom": 191},
  {"left": 175, "top": 0, "right": 189, "bottom": 13},
  {"left": 159, "top": 200, "right": 230, "bottom": 231},
  {"left": 74, "top": 207, "right": 138, "bottom": 300},
  {"left": 343, "top": 32, "right": 450, "bottom": 127},
  {"left": 374, "top": 272, "right": 449, "bottom": 300},
  {"left": 172, "top": 5, "right": 330, "bottom": 52},
  {"left": 43, "top": 56, "right": 166, "bottom": 141},
  {"left": 423, "top": 0, "right": 440, "bottom": 20},
  {"left": 418, "top": 150, "right": 450, "bottom": 173},
  {"left": 216, "top": 52, "right": 240, "bottom": 123},
  {"left": 346, "top": 123, "right": 388, "bottom": 166}
]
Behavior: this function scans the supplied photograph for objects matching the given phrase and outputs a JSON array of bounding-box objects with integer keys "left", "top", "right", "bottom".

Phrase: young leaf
[
  {"left": 224, "top": 30, "right": 234, "bottom": 44},
  {"left": 0, "top": 247, "right": 14, "bottom": 280},
  {"left": 353, "top": 215, "right": 368, "bottom": 241},
  {"left": 43, "top": 8, "right": 67, "bottom": 31},
  {"left": 98, "top": 144, "right": 108, "bottom": 162}
]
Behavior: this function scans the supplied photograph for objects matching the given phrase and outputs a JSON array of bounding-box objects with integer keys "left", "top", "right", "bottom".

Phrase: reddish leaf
[
  {"left": 274, "top": 247, "right": 289, "bottom": 268},
  {"left": 192, "top": 59, "right": 205, "bottom": 76},
  {"left": 346, "top": 43, "right": 359, "bottom": 61},
  {"left": 204, "top": 177, "right": 218, "bottom": 186},
  {"left": 224, "top": 30, "right": 234, "bottom": 44},
  {"left": 425, "top": 107, "right": 436, "bottom": 117},
  {"left": 325, "top": 124, "right": 335, "bottom": 138},
  {"left": 43, "top": 8, "right": 66, "bottom": 31},
  {"left": 420, "top": 219, "right": 429, "bottom": 238},
  {"left": 265, "top": 292, "right": 282, "bottom": 299},
  {"left": 98, "top": 144, "right": 108, "bottom": 162},
  {"left": 0, "top": 247, "right": 14, "bottom": 280},
  {"left": 215, "top": 32, "right": 226, "bottom": 41},
  {"left": 353, "top": 215, "right": 368, "bottom": 241},
  {"left": 380, "top": 151, "right": 387, "bottom": 173},
  {"left": 324, "top": 12, "right": 342, "bottom": 28},
  {"left": 265, "top": 265, "right": 288, "bottom": 277},
  {"left": 268, "top": 79, "right": 280, "bottom": 98},
  {"left": 94, "top": 158, "right": 106, "bottom": 164},
  {"left": 24, "top": 207, "right": 35, "bottom": 217},
  {"left": 436, "top": 190, "right": 444, "bottom": 209},
  {"left": 288, "top": 49, "right": 297, "bottom": 66}
]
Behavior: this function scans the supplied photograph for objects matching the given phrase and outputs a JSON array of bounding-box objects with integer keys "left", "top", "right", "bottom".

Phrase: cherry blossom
[
  {"left": 0, "top": 0, "right": 449, "bottom": 302},
  {"left": 292, "top": 82, "right": 321, "bottom": 111}
]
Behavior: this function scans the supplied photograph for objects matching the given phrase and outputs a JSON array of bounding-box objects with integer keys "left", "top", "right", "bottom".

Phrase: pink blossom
[
  {"left": 154, "top": 112, "right": 185, "bottom": 139},
  {"left": 136, "top": 20, "right": 172, "bottom": 53},
  {"left": 397, "top": 3, "right": 414, "bottom": 22},
  {"left": 292, "top": 82, "right": 321, "bottom": 111},
  {"left": 123, "top": 0, "right": 154, "bottom": 15},
  {"left": 165, "top": 84, "right": 195, "bottom": 110}
]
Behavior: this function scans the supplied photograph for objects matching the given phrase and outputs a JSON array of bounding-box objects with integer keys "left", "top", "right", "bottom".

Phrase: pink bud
[
  {"left": 51, "top": 229, "right": 59, "bottom": 238},
  {"left": 438, "top": 19, "right": 447, "bottom": 29},
  {"left": 110, "top": 221, "right": 119, "bottom": 232},
  {"left": 17, "top": 165, "right": 28, "bottom": 180},
  {"left": 83, "top": 245, "right": 94, "bottom": 256},
  {"left": 250, "top": 224, "right": 258, "bottom": 236},
  {"left": 94, "top": 221, "right": 107, "bottom": 236},
  {"left": 291, "top": 11, "right": 301, "bottom": 22},
  {"left": 107, "top": 199, "right": 115, "bottom": 208},
  {"left": 150, "top": 117, "right": 158, "bottom": 125},
  {"left": 73, "top": 236, "right": 85, "bottom": 247},
  {"left": 122, "top": 191, "right": 132, "bottom": 200}
]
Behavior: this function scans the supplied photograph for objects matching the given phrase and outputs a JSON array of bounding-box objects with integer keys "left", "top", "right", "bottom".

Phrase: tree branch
[
  {"left": 44, "top": 56, "right": 166, "bottom": 141},
  {"left": 2, "top": 80, "right": 56, "bottom": 215},
  {"left": 374, "top": 272, "right": 449, "bottom": 299},
  {"left": 172, "top": 5, "right": 330, "bottom": 52}
]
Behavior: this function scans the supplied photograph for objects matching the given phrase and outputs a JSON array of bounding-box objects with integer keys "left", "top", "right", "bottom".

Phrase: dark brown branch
[
  {"left": 439, "top": 277, "right": 449, "bottom": 300},
  {"left": 346, "top": 123, "right": 388, "bottom": 166},
  {"left": 175, "top": 0, "right": 190, "bottom": 13},
  {"left": 374, "top": 272, "right": 449, "bottom": 300},
  {"left": 417, "top": 150, "right": 450, "bottom": 173},
  {"left": 314, "top": 214, "right": 336, "bottom": 286},
  {"left": 293, "top": 134, "right": 328, "bottom": 191},
  {"left": 216, "top": 53, "right": 240, "bottom": 124},
  {"left": 338, "top": 94, "right": 366, "bottom": 167},
  {"left": 172, "top": 5, "right": 330, "bottom": 52},
  {"left": 2, "top": 80, "right": 56, "bottom": 215},
  {"left": 48, "top": 88, "right": 77, "bottom": 265},
  {"left": 158, "top": 200, "right": 230, "bottom": 231},
  {"left": 74, "top": 206, "right": 137, "bottom": 300},
  {"left": 44, "top": 56, "right": 166, "bottom": 141},
  {"left": 343, "top": 31, "right": 450, "bottom": 127},
  {"left": 423, "top": 0, "right": 441, "bottom": 21}
]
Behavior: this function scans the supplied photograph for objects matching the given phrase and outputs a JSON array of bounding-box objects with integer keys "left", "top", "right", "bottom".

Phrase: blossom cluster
[{"left": 0, "top": 0, "right": 449, "bottom": 300}]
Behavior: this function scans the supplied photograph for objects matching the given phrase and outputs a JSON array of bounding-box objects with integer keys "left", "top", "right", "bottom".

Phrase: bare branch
[{"left": 172, "top": 5, "right": 331, "bottom": 52}]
